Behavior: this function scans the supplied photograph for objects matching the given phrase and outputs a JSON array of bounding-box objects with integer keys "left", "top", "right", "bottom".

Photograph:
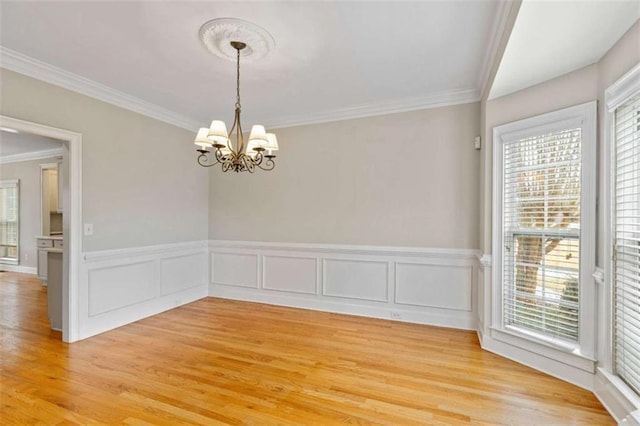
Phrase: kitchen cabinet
[
  {"left": 57, "top": 160, "right": 63, "bottom": 213},
  {"left": 48, "top": 168, "right": 60, "bottom": 213},
  {"left": 36, "top": 236, "right": 63, "bottom": 285},
  {"left": 47, "top": 250, "right": 63, "bottom": 331}
]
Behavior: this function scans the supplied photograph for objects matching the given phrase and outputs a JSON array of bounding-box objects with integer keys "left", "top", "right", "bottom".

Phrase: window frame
[
  {"left": 492, "top": 102, "right": 597, "bottom": 368},
  {"left": 0, "top": 179, "right": 20, "bottom": 265},
  {"left": 603, "top": 62, "right": 640, "bottom": 407}
]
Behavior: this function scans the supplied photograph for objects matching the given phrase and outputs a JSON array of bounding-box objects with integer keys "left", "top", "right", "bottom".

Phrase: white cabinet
[{"left": 48, "top": 169, "right": 60, "bottom": 213}]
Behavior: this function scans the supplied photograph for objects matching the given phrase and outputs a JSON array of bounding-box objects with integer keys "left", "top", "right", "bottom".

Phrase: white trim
[
  {"left": 209, "top": 239, "right": 480, "bottom": 259},
  {"left": 593, "top": 267, "right": 605, "bottom": 286},
  {"left": 598, "top": 61, "right": 640, "bottom": 422},
  {"left": 79, "top": 241, "right": 208, "bottom": 340},
  {"left": 0, "top": 264, "right": 36, "bottom": 274},
  {"left": 265, "top": 88, "right": 480, "bottom": 129},
  {"left": 83, "top": 240, "right": 209, "bottom": 262},
  {"left": 491, "top": 101, "right": 598, "bottom": 375},
  {"left": 210, "top": 240, "right": 479, "bottom": 331},
  {"left": 477, "top": 253, "right": 492, "bottom": 268},
  {"left": 481, "top": 331, "right": 595, "bottom": 390},
  {"left": 0, "top": 47, "right": 200, "bottom": 132},
  {"left": 0, "top": 115, "right": 82, "bottom": 343},
  {"left": 1, "top": 46, "right": 481, "bottom": 131},
  {"left": 210, "top": 284, "right": 476, "bottom": 330},
  {"left": 477, "top": 0, "right": 512, "bottom": 97},
  {"left": 0, "top": 148, "right": 64, "bottom": 164},
  {"left": 605, "top": 62, "right": 640, "bottom": 112},
  {"left": 595, "top": 368, "right": 640, "bottom": 424}
]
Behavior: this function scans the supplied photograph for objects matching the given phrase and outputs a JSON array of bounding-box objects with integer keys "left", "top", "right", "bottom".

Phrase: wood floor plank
[{"left": 0, "top": 271, "right": 614, "bottom": 424}]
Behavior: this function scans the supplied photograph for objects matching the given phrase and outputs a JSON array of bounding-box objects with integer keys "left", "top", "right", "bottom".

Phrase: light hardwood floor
[{"left": 1, "top": 271, "right": 613, "bottom": 425}]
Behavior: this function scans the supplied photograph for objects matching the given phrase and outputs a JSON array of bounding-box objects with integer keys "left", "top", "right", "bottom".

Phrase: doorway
[{"left": 0, "top": 115, "right": 81, "bottom": 342}]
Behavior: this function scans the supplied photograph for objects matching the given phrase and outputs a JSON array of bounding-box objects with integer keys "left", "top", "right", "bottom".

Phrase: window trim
[
  {"left": 0, "top": 179, "right": 20, "bottom": 265},
  {"left": 603, "top": 62, "right": 640, "bottom": 404},
  {"left": 492, "top": 101, "right": 597, "bottom": 368}
]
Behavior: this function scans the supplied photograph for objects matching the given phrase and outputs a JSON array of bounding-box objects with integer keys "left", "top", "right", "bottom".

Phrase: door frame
[{"left": 0, "top": 115, "right": 82, "bottom": 342}]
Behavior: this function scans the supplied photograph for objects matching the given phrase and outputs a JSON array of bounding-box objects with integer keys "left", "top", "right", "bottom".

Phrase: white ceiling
[
  {"left": 2, "top": 2, "right": 636, "bottom": 130},
  {"left": 0, "top": 1, "right": 504, "bottom": 130},
  {"left": 0, "top": 130, "right": 63, "bottom": 157},
  {"left": 490, "top": 0, "right": 640, "bottom": 100}
]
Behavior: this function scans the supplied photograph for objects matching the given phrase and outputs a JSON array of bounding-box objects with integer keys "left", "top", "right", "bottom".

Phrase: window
[
  {"left": 503, "top": 129, "right": 581, "bottom": 342},
  {"left": 493, "top": 102, "right": 596, "bottom": 360},
  {"left": 613, "top": 93, "right": 640, "bottom": 396},
  {"left": 0, "top": 179, "right": 19, "bottom": 265}
]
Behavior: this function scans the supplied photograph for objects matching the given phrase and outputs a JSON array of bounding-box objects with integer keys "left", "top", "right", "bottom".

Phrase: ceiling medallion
[
  {"left": 194, "top": 19, "right": 278, "bottom": 173},
  {"left": 199, "top": 18, "right": 275, "bottom": 63}
]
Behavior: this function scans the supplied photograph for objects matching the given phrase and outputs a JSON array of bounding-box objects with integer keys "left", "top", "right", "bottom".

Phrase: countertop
[{"left": 35, "top": 235, "right": 63, "bottom": 240}]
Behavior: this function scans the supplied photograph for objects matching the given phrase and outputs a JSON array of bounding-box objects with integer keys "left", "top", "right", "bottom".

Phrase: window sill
[{"left": 490, "top": 326, "right": 596, "bottom": 373}]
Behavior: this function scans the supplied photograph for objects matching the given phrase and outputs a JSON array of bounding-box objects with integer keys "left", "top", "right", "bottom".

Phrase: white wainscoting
[
  {"left": 209, "top": 240, "right": 480, "bottom": 330},
  {"left": 79, "top": 241, "right": 209, "bottom": 339}
]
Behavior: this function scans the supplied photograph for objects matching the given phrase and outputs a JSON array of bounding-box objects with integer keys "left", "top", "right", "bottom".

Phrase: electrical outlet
[
  {"left": 84, "top": 223, "right": 94, "bottom": 236},
  {"left": 390, "top": 311, "right": 401, "bottom": 320},
  {"left": 24, "top": 253, "right": 29, "bottom": 262}
]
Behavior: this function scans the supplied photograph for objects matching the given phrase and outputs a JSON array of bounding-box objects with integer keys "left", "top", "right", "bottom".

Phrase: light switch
[{"left": 84, "top": 223, "right": 94, "bottom": 236}]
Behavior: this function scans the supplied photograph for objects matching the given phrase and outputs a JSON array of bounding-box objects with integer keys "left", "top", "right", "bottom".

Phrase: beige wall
[
  {"left": 0, "top": 156, "right": 60, "bottom": 268},
  {"left": 480, "top": 19, "right": 640, "bottom": 262},
  {"left": 0, "top": 70, "right": 209, "bottom": 251},
  {"left": 209, "top": 103, "right": 481, "bottom": 249}
]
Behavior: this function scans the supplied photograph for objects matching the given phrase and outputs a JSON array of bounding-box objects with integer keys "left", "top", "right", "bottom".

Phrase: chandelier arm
[
  {"left": 235, "top": 107, "right": 244, "bottom": 155},
  {"left": 256, "top": 157, "right": 275, "bottom": 171},
  {"left": 197, "top": 152, "right": 221, "bottom": 167},
  {"left": 226, "top": 109, "right": 240, "bottom": 155}
]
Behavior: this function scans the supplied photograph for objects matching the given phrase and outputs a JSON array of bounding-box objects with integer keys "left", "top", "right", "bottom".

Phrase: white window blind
[
  {"left": 502, "top": 128, "right": 582, "bottom": 343},
  {"left": 614, "top": 96, "right": 640, "bottom": 396},
  {"left": 0, "top": 184, "right": 18, "bottom": 247}
]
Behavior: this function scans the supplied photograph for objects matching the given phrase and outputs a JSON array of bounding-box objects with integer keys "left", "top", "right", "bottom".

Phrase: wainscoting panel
[
  {"left": 263, "top": 255, "right": 318, "bottom": 295},
  {"left": 395, "top": 263, "right": 472, "bottom": 310},
  {"left": 79, "top": 241, "right": 209, "bottom": 340},
  {"left": 323, "top": 258, "right": 389, "bottom": 302},
  {"left": 161, "top": 253, "right": 207, "bottom": 296},
  {"left": 88, "top": 261, "right": 156, "bottom": 316},
  {"left": 212, "top": 252, "right": 258, "bottom": 288},
  {"left": 210, "top": 240, "right": 480, "bottom": 330}
]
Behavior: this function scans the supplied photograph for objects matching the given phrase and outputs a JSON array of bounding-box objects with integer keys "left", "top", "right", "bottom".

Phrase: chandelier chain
[{"left": 235, "top": 46, "right": 241, "bottom": 110}]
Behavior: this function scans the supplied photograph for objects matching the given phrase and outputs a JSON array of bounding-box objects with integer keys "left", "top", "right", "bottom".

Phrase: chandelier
[{"left": 194, "top": 40, "right": 278, "bottom": 172}]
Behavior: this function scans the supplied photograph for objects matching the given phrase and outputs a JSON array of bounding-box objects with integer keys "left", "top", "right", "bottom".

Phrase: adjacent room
[{"left": 1, "top": 0, "right": 639, "bottom": 423}]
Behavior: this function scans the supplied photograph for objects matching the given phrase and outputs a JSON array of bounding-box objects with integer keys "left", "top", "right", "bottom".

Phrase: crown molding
[
  {"left": 478, "top": 0, "right": 514, "bottom": 98},
  {"left": 1, "top": 46, "right": 480, "bottom": 132},
  {"left": 264, "top": 87, "right": 480, "bottom": 129},
  {"left": 0, "top": 147, "right": 64, "bottom": 164},
  {"left": 0, "top": 46, "right": 200, "bottom": 132}
]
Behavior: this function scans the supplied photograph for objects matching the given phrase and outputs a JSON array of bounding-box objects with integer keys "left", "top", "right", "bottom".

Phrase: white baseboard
[
  {"left": 209, "top": 240, "right": 480, "bottom": 330},
  {"left": 594, "top": 368, "right": 640, "bottom": 423},
  {"left": 78, "top": 240, "right": 209, "bottom": 340},
  {"left": 480, "top": 332, "right": 595, "bottom": 390},
  {"left": 0, "top": 264, "right": 37, "bottom": 275}
]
